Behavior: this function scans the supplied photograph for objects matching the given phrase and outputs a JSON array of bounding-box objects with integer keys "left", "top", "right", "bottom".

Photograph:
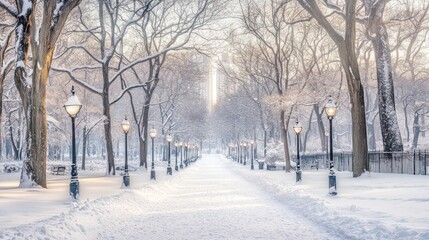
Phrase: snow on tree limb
[
  {"left": 51, "top": 67, "right": 103, "bottom": 95},
  {"left": 109, "top": 84, "right": 147, "bottom": 105},
  {"left": 297, "top": 0, "right": 344, "bottom": 43},
  {"left": 0, "top": 0, "right": 18, "bottom": 16}
]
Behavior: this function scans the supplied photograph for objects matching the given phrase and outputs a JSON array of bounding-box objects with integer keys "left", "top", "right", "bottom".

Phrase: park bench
[
  {"left": 266, "top": 162, "right": 286, "bottom": 171},
  {"left": 51, "top": 166, "right": 66, "bottom": 175},
  {"left": 3, "top": 164, "right": 20, "bottom": 173}
]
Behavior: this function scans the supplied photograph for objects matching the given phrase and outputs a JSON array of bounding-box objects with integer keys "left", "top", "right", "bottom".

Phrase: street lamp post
[
  {"left": 179, "top": 142, "right": 184, "bottom": 169},
  {"left": 166, "top": 134, "right": 173, "bottom": 175},
  {"left": 184, "top": 143, "right": 188, "bottom": 167},
  {"left": 293, "top": 121, "right": 303, "bottom": 183},
  {"left": 325, "top": 96, "right": 338, "bottom": 195},
  {"left": 175, "top": 141, "right": 179, "bottom": 171},
  {"left": 237, "top": 143, "right": 239, "bottom": 162},
  {"left": 121, "top": 117, "right": 131, "bottom": 187},
  {"left": 235, "top": 143, "right": 238, "bottom": 162},
  {"left": 250, "top": 140, "right": 254, "bottom": 170},
  {"left": 325, "top": 131, "right": 329, "bottom": 165},
  {"left": 239, "top": 143, "right": 243, "bottom": 164},
  {"left": 64, "top": 86, "right": 82, "bottom": 200},
  {"left": 149, "top": 127, "right": 158, "bottom": 180},
  {"left": 243, "top": 142, "right": 247, "bottom": 165}
]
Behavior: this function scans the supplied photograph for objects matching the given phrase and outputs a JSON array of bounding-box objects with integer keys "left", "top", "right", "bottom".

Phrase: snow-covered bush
[
  {"left": 265, "top": 140, "right": 285, "bottom": 164},
  {"left": 3, "top": 164, "right": 20, "bottom": 173}
]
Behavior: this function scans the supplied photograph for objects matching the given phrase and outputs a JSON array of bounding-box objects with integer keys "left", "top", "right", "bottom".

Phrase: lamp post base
[
  {"left": 175, "top": 166, "right": 179, "bottom": 171},
  {"left": 180, "top": 164, "right": 183, "bottom": 169},
  {"left": 251, "top": 164, "right": 254, "bottom": 170},
  {"left": 70, "top": 180, "right": 79, "bottom": 200},
  {"left": 296, "top": 170, "right": 302, "bottom": 183},
  {"left": 150, "top": 169, "right": 156, "bottom": 180},
  {"left": 243, "top": 161, "right": 246, "bottom": 166},
  {"left": 123, "top": 174, "right": 130, "bottom": 188},
  {"left": 329, "top": 174, "right": 337, "bottom": 195},
  {"left": 167, "top": 166, "right": 172, "bottom": 175}
]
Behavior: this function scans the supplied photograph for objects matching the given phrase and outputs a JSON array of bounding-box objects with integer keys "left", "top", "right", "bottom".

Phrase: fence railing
[{"left": 294, "top": 150, "right": 428, "bottom": 175}]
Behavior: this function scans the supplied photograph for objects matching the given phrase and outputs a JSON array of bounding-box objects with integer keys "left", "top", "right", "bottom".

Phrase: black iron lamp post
[
  {"left": 236, "top": 143, "right": 239, "bottom": 162},
  {"left": 166, "top": 133, "right": 173, "bottom": 175},
  {"left": 121, "top": 117, "right": 131, "bottom": 187},
  {"left": 250, "top": 140, "right": 254, "bottom": 170},
  {"left": 239, "top": 143, "right": 243, "bottom": 164},
  {"left": 149, "top": 127, "right": 158, "bottom": 180},
  {"left": 293, "top": 121, "right": 303, "bottom": 183},
  {"left": 243, "top": 142, "right": 247, "bottom": 165},
  {"left": 325, "top": 131, "right": 329, "bottom": 164},
  {"left": 64, "top": 86, "right": 82, "bottom": 200},
  {"left": 179, "top": 142, "right": 184, "bottom": 168},
  {"left": 325, "top": 96, "right": 338, "bottom": 195},
  {"left": 174, "top": 141, "right": 179, "bottom": 171},
  {"left": 184, "top": 143, "right": 189, "bottom": 167}
]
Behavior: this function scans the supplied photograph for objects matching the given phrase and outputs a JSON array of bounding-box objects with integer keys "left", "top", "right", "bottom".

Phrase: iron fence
[{"left": 294, "top": 150, "right": 428, "bottom": 175}]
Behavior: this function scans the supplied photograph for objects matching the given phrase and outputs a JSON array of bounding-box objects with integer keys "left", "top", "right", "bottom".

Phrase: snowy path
[
  {"left": 95, "top": 155, "right": 334, "bottom": 240},
  {"left": 1, "top": 155, "right": 336, "bottom": 240}
]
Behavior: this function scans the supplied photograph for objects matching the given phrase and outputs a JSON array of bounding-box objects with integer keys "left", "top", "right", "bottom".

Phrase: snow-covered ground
[{"left": 0, "top": 154, "right": 428, "bottom": 239}]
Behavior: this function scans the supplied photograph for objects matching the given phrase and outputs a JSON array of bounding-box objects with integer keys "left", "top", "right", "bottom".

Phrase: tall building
[
  {"left": 208, "top": 58, "right": 217, "bottom": 112},
  {"left": 207, "top": 53, "right": 238, "bottom": 112}
]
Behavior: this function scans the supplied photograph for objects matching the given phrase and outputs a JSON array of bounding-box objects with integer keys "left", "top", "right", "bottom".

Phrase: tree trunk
[
  {"left": 298, "top": 0, "right": 369, "bottom": 178},
  {"left": 141, "top": 102, "right": 150, "bottom": 169},
  {"left": 404, "top": 105, "right": 409, "bottom": 141},
  {"left": 366, "top": 0, "right": 403, "bottom": 152},
  {"left": 139, "top": 137, "right": 146, "bottom": 168},
  {"left": 412, "top": 113, "right": 420, "bottom": 149},
  {"left": 367, "top": 123, "right": 376, "bottom": 151},
  {"left": 303, "top": 109, "right": 314, "bottom": 153},
  {"left": 0, "top": 72, "right": 5, "bottom": 160},
  {"left": 102, "top": 88, "right": 115, "bottom": 175},
  {"left": 10, "top": 125, "right": 19, "bottom": 160},
  {"left": 81, "top": 127, "right": 87, "bottom": 170},
  {"left": 349, "top": 85, "right": 369, "bottom": 175},
  {"left": 263, "top": 129, "right": 267, "bottom": 157},
  {"left": 280, "top": 110, "right": 291, "bottom": 171},
  {"left": 314, "top": 104, "right": 326, "bottom": 151},
  {"left": 23, "top": 48, "right": 53, "bottom": 188}
]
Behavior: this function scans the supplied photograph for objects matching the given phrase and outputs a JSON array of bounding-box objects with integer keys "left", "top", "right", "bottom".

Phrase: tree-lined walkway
[
  {"left": 1, "top": 155, "right": 339, "bottom": 239},
  {"left": 97, "top": 155, "right": 336, "bottom": 240}
]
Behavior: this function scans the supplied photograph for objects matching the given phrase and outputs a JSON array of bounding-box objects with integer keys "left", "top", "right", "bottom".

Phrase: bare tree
[
  {"left": 238, "top": 0, "right": 305, "bottom": 171},
  {"left": 122, "top": 0, "right": 224, "bottom": 168},
  {"left": 0, "top": 0, "right": 82, "bottom": 187},
  {"left": 361, "top": 0, "right": 403, "bottom": 152},
  {"left": 53, "top": 0, "right": 158, "bottom": 174},
  {"left": 0, "top": 28, "right": 14, "bottom": 159},
  {"left": 297, "top": 0, "right": 368, "bottom": 177}
]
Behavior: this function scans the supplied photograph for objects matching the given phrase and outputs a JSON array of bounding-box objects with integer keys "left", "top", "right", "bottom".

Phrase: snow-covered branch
[
  {"left": 0, "top": 0, "right": 18, "bottom": 17},
  {"left": 54, "top": 45, "right": 103, "bottom": 63},
  {"left": 109, "top": 84, "right": 147, "bottom": 105},
  {"left": 52, "top": 67, "right": 102, "bottom": 95}
]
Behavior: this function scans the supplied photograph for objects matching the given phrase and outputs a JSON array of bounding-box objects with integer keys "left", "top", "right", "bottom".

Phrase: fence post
[
  {"left": 378, "top": 151, "right": 381, "bottom": 173},
  {"left": 367, "top": 152, "right": 370, "bottom": 172},
  {"left": 424, "top": 150, "right": 427, "bottom": 175},
  {"left": 413, "top": 149, "right": 416, "bottom": 175}
]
